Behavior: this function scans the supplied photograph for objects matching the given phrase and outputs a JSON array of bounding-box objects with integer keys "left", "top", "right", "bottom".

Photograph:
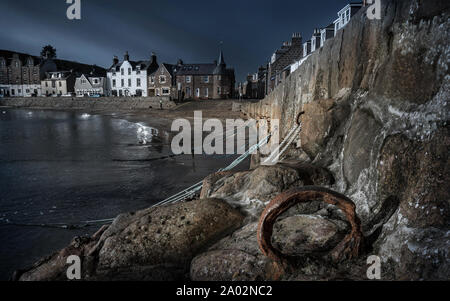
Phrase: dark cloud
[{"left": 0, "top": 0, "right": 353, "bottom": 81}]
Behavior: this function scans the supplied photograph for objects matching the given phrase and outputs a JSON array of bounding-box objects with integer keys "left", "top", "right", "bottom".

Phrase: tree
[{"left": 41, "top": 45, "right": 57, "bottom": 59}]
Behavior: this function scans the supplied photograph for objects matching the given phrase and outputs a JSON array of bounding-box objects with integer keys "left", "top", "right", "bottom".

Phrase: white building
[
  {"left": 107, "top": 52, "right": 158, "bottom": 97},
  {"left": 320, "top": 24, "right": 335, "bottom": 48},
  {"left": 310, "top": 29, "right": 322, "bottom": 53},
  {"left": 334, "top": 3, "right": 364, "bottom": 36},
  {"left": 303, "top": 40, "right": 311, "bottom": 57}
]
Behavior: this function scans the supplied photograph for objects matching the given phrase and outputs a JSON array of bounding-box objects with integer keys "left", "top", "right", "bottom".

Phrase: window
[
  {"left": 218, "top": 75, "right": 222, "bottom": 81},
  {"left": 150, "top": 76, "right": 155, "bottom": 84},
  {"left": 217, "top": 87, "right": 221, "bottom": 95},
  {"left": 52, "top": 82, "right": 55, "bottom": 88},
  {"left": 121, "top": 79, "right": 124, "bottom": 87},
  {"left": 203, "top": 76, "right": 209, "bottom": 83},
  {"left": 59, "top": 82, "right": 62, "bottom": 87},
  {"left": 205, "top": 88, "right": 208, "bottom": 98},
  {"left": 26, "top": 89, "right": 30, "bottom": 93},
  {"left": 112, "top": 79, "right": 116, "bottom": 87},
  {"left": 112, "top": 71, "right": 116, "bottom": 76},
  {"left": 186, "top": 76, "right": 191, "bottom": 83},
  {"left": 162, "top": 88, "right": 170, "bottom": 95},
  {"left": 128, "top": 79, "right": 131, "bottom": 87},
  {"left": 160, "top": 75, "right": 166, "bottom": 83},
  {"left": 128, "top": 68, "right": 131, "bottom": 75},
  {"left": 137, "top": 78, "right": 141, "bottom": 87},
  {"left": 45, "top": 82, "right": 48, "bottom": 87},
  {"left": 93, "top": 79, "right": 99, "bottom": 84},
  {"left": 121, "top": 68, "right": 124, "bottom": 75}
]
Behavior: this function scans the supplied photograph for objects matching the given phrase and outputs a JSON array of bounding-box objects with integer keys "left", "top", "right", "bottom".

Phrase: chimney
[
  {"left": 150, "top": 52, "right": 157, "bottom": 65},
  {"left": 113, "top": 55, "right": 119, "bottom": 65},
  {"left": 291, "top": 32, "right": 302, "bottom": 45},
  {"left": 124, "top": 51, "right": 129, "bottom": 61},
  {"left": 177, "top": 59, "right": 184, "bottom": 66}
]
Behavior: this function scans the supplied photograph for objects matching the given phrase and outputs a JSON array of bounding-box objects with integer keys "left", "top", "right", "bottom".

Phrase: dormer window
[{"left": 159, "top": 75, "right": 166, "bottom": 84}]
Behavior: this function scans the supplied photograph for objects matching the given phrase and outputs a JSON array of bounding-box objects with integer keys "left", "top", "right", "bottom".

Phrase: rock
[
  {"left": 374, "top": 127, "right": 450, "bottom": 280},
  {"left": 96, "top": 199, "right": 244, "bottom": 273},
  {"left": 190, "top": 214, "right": 350, "bottom": 281},
  {"left": 300, "top": 99, "right": 350, "bottom": 160},
  {"left": 343, "top": 109, "right": 382, "bottom": 185},
  {"left": 19, "top": 199, "right": 244, "bottom": 281},
  {"left": 272, "top": 215, "right": 349, "bottom": 255},
  {"left": 190, "top": 223, "right": 270, "bottom": 281},
  {"left": 200, "top": 164, "right": 334, "bottom": 220},
  {"left": 190, "top": 249, "right": 266, "bottom": 281}
]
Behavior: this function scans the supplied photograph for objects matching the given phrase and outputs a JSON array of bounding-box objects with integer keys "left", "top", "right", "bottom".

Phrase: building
[
  {"left": 175, "top": 50, "right": 235, "bottom": 100},
  {"left": 74, "top": 70, "right": 108, "bottom": 96},
  {"left": 267, "top": 33, "right": 303, "bottom": 93},
  {"left": 41, "top": 71, "right": 76, "bottom": 96},
  {"left": 0, "top": 52, "right": 44, "bottom": 97},
  {"left": 107, "top": 51, "right": 158, "bottom": 97},
  {"left": 241, "top": 65, "right": 267, "bottom": 100},
  {"left": 334, "top": 2, "right": 363, "bottom": 35},
  {"left": 310, "top": 29, "right": 322, "bottom": 53},
  {"left": 303, "top": 40, "right": 312, "bottom": 58},
  {"left": 148, "top": 56, "right": 176, "bottom": 98},
  {"left": 0, "top": 50, "right": 106, "bottom": 97},
  {"left": 320, "top": 24, "right": 335, "bottom": 47}
]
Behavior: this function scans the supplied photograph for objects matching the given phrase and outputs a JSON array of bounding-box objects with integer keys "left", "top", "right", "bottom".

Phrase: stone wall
[
  {"left": 0, "top": 96, "right": 177, "bottom": 110},
  {"left": 242, "top": 0, "right": 449, "bottom": 279}
]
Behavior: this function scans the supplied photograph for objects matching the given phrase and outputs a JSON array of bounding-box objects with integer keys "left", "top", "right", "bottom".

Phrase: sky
[{"left": 0, "top": 0, "right": 353, "bottom": 82}]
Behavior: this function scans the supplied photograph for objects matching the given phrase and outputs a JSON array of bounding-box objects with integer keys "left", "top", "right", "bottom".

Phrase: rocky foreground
[{"left": 14, "top": 0, "right": 449, "bottom": 281}]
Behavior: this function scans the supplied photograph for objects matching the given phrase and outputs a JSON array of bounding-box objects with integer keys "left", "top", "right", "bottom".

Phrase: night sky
[{"left": 0, "top": 0, "right": 353, "bottom": 81}]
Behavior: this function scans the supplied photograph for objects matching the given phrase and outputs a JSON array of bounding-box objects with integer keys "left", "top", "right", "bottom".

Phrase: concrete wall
[{"left": 0, "top": 96, "right": 176, "bottom": 110}]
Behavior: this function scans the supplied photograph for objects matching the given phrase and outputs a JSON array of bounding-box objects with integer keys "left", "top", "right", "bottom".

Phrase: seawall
[{"left": 0, "top": 96, "right": 177, "bottom": 110}]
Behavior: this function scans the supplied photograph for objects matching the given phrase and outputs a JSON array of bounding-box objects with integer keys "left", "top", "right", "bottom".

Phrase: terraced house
[
  {"left": 74, "top": 70, "right": 108, "bottom": 96},
  {"left": 175, "top": 51, "right": 235, "bottom": 100},
  {"left": 148, "top": 54, "right": 177, "bottom": 98},
  {"left": 107, "top": 51, "right": 158, "bottom": 97},
  {"left": 0, "top": 52, "right": 47, "bottom": 97}
]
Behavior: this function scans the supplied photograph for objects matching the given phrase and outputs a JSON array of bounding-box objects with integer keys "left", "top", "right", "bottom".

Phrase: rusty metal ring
[
  {"left": 296, "top": 111, "right": 305, "bottom": 126},
  {"left": 257, "top": 186, "right": 363, "bottom": 270}
]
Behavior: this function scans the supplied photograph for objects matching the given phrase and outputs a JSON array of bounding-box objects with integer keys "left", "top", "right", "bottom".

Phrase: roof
[
  {"left": 109, "top": 59, "right": 157, "bottom": 73},
  {"left": 0, "top": 49, "right": 106, "bottom": 76},
  {"left": 175, "top": 63, "right": 217, "bottom": 76}
]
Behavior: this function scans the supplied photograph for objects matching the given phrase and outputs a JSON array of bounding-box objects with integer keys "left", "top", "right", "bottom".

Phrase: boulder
[
  {"left": 19, "top": 199, "right": 244, "bottom": 281},
  {"left": 272, "top": 215, "right": 349, "bottom": 255},
  {"left": 375, "top": 126, "right": 450, "bottom": 279},
  {"left": 200, "top": 164, "right": 334, "bottom": 220},
  {"left": 190, "top": 214, "right": 350, "bottom": 281}
]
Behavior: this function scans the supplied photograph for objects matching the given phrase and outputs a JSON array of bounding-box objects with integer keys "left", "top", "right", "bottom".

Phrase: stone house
[
  {"left": 74, "top": 70, "right": 108, "bottom": 96},
  {"left": 0, "top": 52, "right": 44, "bottom": 97},
  {"left": 175, "top": 51, "right": 235, "bottom": 100},
  {"left": 107, "top": 51, "right": 158, "bottom": 97},
  {"left": 267, "top": 33, "right": 303, "bottom": 93},
  {"left": 148, "top": 60, "right": 176, "bottom": 98},
  {"left": 41, "top": 71, "right": 76, "bottom": 96}
]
